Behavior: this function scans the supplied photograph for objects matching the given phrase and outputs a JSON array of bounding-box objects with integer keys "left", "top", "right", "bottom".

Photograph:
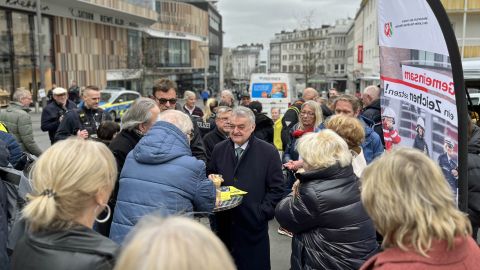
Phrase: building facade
[
  {"left": 268, "top": 19, "right": 352, "bottom": 91},
  {"left": 0, "top": 0, "right": 157, "bottom": 100},
  {"left": 222, "top": 47, "right": 233, "bottom": 89},
  {"left": 352, "top": 0, "right": 380, "bottom": 94},
  {"left": 441, "top": 0, "right": 480, "bottom": 59},
  {"left": 0, "top": 0, "right": 222, "bottom": 102},
  {"left": 231, "top": 43, "right": 263, "bottom": 87},
  {"left": 142, "top": 0, "right": 209, "bottom": 97}
]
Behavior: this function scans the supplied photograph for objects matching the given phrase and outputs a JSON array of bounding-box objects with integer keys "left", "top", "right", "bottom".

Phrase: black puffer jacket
[
  {"left": 12, "top": 225, "right": 118, "bottom": 270},
  {"left": 275, "top": 164, "right": 378, "bottom": 270},
  {"left": 468, "top": 125, "right": 480, "bottom": 229},
  {"left": 253, "top": 112, "right": 274, "bottom": 144},
  {"left": 361, "top": 99, "right": 383, "bottom": 146}
]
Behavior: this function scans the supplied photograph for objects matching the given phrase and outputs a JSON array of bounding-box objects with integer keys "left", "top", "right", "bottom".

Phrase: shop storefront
[
  {"left": 0, "top": 0, "right": 156, "bottom": 101},
  {"left": 0, "top": 7, "right": 53, "bottom": 100}
]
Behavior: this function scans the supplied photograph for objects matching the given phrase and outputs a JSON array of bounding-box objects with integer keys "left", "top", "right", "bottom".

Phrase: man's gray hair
[
  {"left": 183, "top": 90, "right": 196, "bottom": 100},
  {"left": 221, "top": 90, "right": 234, "bottom": 99},
  {"left": 232, "top": 106, "right": 255, "bottom": 125},
  {"left": 216, "top": 106, "right": 233, "bottom": 115},
  {"left": 364, "top": 85, "right": 380, "bottom": 100},
  {"left": 121, "top": 98, "right": 158, "bottom": 131},
  {"left": 157, "top": 110, "right": 193, "bottom": 135},
  {"left": 13, "top": 88, "right": 31, "bottom": 102}
]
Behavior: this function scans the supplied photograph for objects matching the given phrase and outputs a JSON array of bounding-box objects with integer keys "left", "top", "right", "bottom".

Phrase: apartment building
[
  {"left": 231, "top": 43, "right": 263, "bottom": 83},
  {"left": 352, "top": 0, "right": 380, "bottom": 93},
  {"left": 268, "top": 19, "right": 352, "bottom": 91}
]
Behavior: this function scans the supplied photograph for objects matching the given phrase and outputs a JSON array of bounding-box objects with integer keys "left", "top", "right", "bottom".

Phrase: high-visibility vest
[
  {"left": 0, "top": 121, "right": 8, "bottom": 133},
  {"left": 273, "top": 116, "right": 283, "bottom": 151}
]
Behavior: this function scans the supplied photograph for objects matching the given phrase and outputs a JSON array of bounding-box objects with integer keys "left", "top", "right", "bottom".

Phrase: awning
[
  {"left": 107, "top": 69, "right": 143, "bottom": 81},
  {"left": 144, "top": 28, "right": 208, "bottom": 42},
  {"left": 359, "top": 75, "right": 380, "bottom": 81}
]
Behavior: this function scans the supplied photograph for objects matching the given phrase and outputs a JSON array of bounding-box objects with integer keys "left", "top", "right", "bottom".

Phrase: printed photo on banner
[{"left": 379, "top": 46, "right": 458, "bottom": 195}]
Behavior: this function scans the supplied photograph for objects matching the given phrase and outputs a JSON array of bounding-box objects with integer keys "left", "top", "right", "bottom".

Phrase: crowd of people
[{"left": 0, "top": 80, "right": 479, "bottom": 270}]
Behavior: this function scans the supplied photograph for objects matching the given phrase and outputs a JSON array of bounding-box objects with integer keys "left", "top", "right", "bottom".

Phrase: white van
[
  {"left": 469, "top": 92, "right": 480, "bottom": 105},
  {"left": 249, "top": 73, "right": 298, "bottom": 117}
]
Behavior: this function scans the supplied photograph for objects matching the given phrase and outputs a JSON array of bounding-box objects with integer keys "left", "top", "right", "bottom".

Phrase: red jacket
[
  {"left": 360, "top": 237, "right": 480, "bottom": 270},
  {"left": 383, "top": 128, "right": 401, "bottom": 151}
]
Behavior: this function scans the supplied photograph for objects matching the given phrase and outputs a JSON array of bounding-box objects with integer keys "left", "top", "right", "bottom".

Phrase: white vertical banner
[{"left": 378, "top": 0, "right": 468, "bottom": 203}]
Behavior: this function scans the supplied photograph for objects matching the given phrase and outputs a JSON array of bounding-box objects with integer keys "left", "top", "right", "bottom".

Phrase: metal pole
[
  {"left": 204, "top": 46, "right": 208, "bottom": 93},
  {"left": 461, "top": 0, "right": 467, "bottom": 60},
  {"left": 36, "top": 0, "right": 46, "bottom": 110},
  {"left": 219, "top": 54, "right": 224, "bottom": 92}
]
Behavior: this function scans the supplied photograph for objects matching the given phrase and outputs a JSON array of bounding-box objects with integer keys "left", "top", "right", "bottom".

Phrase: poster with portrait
[{"left": 378, "top": 0, "right": 468, "bottom": 204}]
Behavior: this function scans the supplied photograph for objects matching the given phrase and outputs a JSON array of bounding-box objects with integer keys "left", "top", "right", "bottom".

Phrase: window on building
[
  {"left": 128, "top": 30, "right": 142, "bottom": 69},
  {"left": 282, "top": 55, "right": 287, "bottom": 60},
  {"left": 145, "top": 38, "right": 191, "bottom": 68},
  {"left": 317, "top": 65, "right": 325, "bottom": 73},
  {"left": 282, "top": 65, "right": 287, "bottom": 72},
  {"left": 289, "top": 65, "right": 294, "bottom": 72}
]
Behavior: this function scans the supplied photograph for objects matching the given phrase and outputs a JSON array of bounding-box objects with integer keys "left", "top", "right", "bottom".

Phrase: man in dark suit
[
  {"left": 203, "top": 106, "right": 232, "bottom": 161},
  {"left": 208, "top": 106, "right": 284, "bottom": 270}
]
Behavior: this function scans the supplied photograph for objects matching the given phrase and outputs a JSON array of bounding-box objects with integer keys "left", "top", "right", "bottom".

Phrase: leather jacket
[{"left": 12, "top": 225, "right": 118, "bottom": 270}]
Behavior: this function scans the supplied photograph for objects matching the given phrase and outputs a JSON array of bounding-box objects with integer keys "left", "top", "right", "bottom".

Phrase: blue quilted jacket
[{"left": 109, "top": 121, "right": 215, "bottom": 244}]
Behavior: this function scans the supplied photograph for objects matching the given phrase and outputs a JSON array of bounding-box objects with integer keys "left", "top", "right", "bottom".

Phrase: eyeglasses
[
  {"left": 300, "top": 112, "right": 315, "bottom": 117},
  {"left": 156, "top": 98, "right": 177, "bottom": 105},
  {"left": 217, "top": 117, "right": 230, "bottom": 122}
]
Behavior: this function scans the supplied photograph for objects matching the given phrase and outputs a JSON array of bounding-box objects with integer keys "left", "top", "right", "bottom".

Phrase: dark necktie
[{"left": 235, "top": 147, "right": 244, "bottom": 159}]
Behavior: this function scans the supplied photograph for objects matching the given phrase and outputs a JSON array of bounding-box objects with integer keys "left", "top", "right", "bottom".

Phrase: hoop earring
[{"left": 95, "top": 204, "right": 111, "bottom": 223}]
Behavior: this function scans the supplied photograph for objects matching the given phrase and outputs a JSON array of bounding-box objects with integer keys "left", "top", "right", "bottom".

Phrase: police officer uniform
[{"left": 54, "top": 105, "right": 111, "bottom": 142}]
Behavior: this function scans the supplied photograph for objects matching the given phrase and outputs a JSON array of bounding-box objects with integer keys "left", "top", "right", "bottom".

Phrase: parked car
[{"left": 100, "top": 90, "right": 141, "bottom": 121}]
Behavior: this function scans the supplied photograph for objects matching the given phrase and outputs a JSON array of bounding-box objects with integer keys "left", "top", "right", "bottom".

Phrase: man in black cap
[
  {"left": 239, "top": 91, "right": 251, "bottom": 106},
  {"left": 41, "top": 87, "right": 77, "bottom": 144}
]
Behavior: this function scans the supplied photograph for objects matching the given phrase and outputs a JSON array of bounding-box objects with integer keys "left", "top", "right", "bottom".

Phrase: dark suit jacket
[
  {"left": 208, "top": 136, "right": 284, "bottom": 270},
  {"left": 203, "top": 127, "right": 228, "bottom": 162}
]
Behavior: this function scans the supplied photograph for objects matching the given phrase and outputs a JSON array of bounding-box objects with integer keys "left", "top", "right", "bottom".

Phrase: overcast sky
[{"left": 217, "top": 0, "right": 361, "bottom": 49}]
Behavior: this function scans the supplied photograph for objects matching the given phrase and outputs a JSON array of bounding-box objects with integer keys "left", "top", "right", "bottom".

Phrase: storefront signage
[
  {"left": 0, "top": 0, "right": 145, "bottom": 30},
  {"left": 69, "top": 8, "right": 139, "bottom": 29}
]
